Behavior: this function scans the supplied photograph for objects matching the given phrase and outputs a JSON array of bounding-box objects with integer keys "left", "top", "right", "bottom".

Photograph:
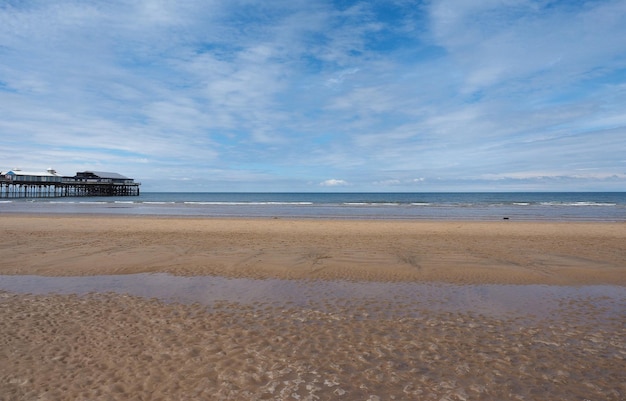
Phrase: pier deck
[
  {"left": 0, "top": 180, "right": 140, "bottom": 198},
  {"left": 0, "top": 171, "right": 140, "bottom": 198}
]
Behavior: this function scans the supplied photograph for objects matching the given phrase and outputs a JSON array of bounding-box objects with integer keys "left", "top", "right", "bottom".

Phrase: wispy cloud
[{"left": 1, "top": 0, "right": 625, "bottom": 191}]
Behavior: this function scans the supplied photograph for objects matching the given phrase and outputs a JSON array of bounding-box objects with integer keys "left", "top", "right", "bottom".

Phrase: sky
[{"left": 1, "top": 0, "right": 625, "bottom": 192}]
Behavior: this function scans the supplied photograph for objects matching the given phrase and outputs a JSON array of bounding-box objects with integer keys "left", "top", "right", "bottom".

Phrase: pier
[{"left": 0, "top": 169, "right": 140, "bottom": 198}]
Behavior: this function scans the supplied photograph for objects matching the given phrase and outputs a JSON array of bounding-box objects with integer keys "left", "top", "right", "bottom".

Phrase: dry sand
[
  {"left": 1, "top": 215, "right": 625, "bottom": 284},
  {"left": 1, "top": 215, "right": 625, "bottom": 400}
]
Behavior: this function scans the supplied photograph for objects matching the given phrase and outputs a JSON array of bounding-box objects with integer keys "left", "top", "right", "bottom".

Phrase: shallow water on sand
[
  {"left": 1, "top": 273, "right": 623, "bottom": 321},
  {"left": 1, "top": 275, "right": 625, "bottom": 400}
]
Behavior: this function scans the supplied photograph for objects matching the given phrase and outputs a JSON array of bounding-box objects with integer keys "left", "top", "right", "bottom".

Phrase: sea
[{"left": 1, "top": 192, "right": 625, "bottom": 221}]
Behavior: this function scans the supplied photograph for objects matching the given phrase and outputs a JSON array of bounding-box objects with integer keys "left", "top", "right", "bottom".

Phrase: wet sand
[
  {"left": 1, "top": 215, "right": 625, "bottom": 400},
  {"left": 1, "top": 291, "right": 624, "bottom": 400}
]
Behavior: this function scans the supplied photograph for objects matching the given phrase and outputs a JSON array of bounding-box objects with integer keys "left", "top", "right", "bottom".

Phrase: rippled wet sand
[{"left": 1, "top": 288, "right": 624, "bottom": 400}]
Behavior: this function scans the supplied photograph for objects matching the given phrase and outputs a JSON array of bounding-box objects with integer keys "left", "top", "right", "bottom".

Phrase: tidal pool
[{"left": 1, "top": 274, "right": 623, "bottom": 322}]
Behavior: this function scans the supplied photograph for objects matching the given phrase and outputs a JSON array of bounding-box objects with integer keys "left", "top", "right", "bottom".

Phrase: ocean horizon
[{"left": 1, "top": 192, "right": 625, "bottom": 221}]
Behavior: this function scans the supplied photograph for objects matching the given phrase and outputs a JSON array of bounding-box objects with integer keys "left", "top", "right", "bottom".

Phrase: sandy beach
[
  {"left": 1, "top": 215, "right": 625, "bottom": 400},
  {"left": 1, "top": 215, "right": 625, "bottom": 284}
]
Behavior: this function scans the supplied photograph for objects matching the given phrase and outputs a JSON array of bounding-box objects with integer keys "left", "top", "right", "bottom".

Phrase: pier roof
[
  {"left": 77, "top": 171, "right": 130, "bottom": 180},
  {"left": 6, "top": 170, "right": 59, "bottom": 177}
]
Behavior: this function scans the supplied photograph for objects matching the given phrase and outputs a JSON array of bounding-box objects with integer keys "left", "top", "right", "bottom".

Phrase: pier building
[{"left": 0, "top": 168, "right": 140, "bottom": 198}]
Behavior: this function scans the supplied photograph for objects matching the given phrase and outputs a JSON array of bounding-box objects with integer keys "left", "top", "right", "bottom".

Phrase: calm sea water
[{"left": 1, "top": 192, "right": 625, "bottom": 221}]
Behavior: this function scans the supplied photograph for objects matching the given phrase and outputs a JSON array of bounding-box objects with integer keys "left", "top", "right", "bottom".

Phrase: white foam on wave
[
  {"left": 342, "top": 202, "right": 406, "bottom": 207},
  {"left": 540, "top": 201, "right": 617, "bottom": 207},
  {"left": 183, "top": 201, "right": 313, "bottom": 206}
]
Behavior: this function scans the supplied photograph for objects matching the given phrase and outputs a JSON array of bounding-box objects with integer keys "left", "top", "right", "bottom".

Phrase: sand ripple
[{"left": 1, "top": 291, "right": 624, "bottom": 400}]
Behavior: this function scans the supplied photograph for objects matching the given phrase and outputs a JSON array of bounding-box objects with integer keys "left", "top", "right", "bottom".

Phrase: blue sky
[{"left": 1, "top": 0, "right": 625, "bottom": 192}]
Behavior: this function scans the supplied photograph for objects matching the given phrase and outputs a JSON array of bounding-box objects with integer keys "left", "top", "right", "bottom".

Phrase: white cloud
[
  {"left": 320, "top": 179, "right": 348, "bottom": 187},
  {"left": 325, "top": 68, "right": 360, "bottom": 87},
  {"left": 483, "top": 171, "right": 626, "bottom": 181}
]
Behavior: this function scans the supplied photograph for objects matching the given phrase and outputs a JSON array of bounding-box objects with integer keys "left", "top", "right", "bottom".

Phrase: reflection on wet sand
[{"left": 1, "top": 273, "right": 624, "bottom": 320}]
